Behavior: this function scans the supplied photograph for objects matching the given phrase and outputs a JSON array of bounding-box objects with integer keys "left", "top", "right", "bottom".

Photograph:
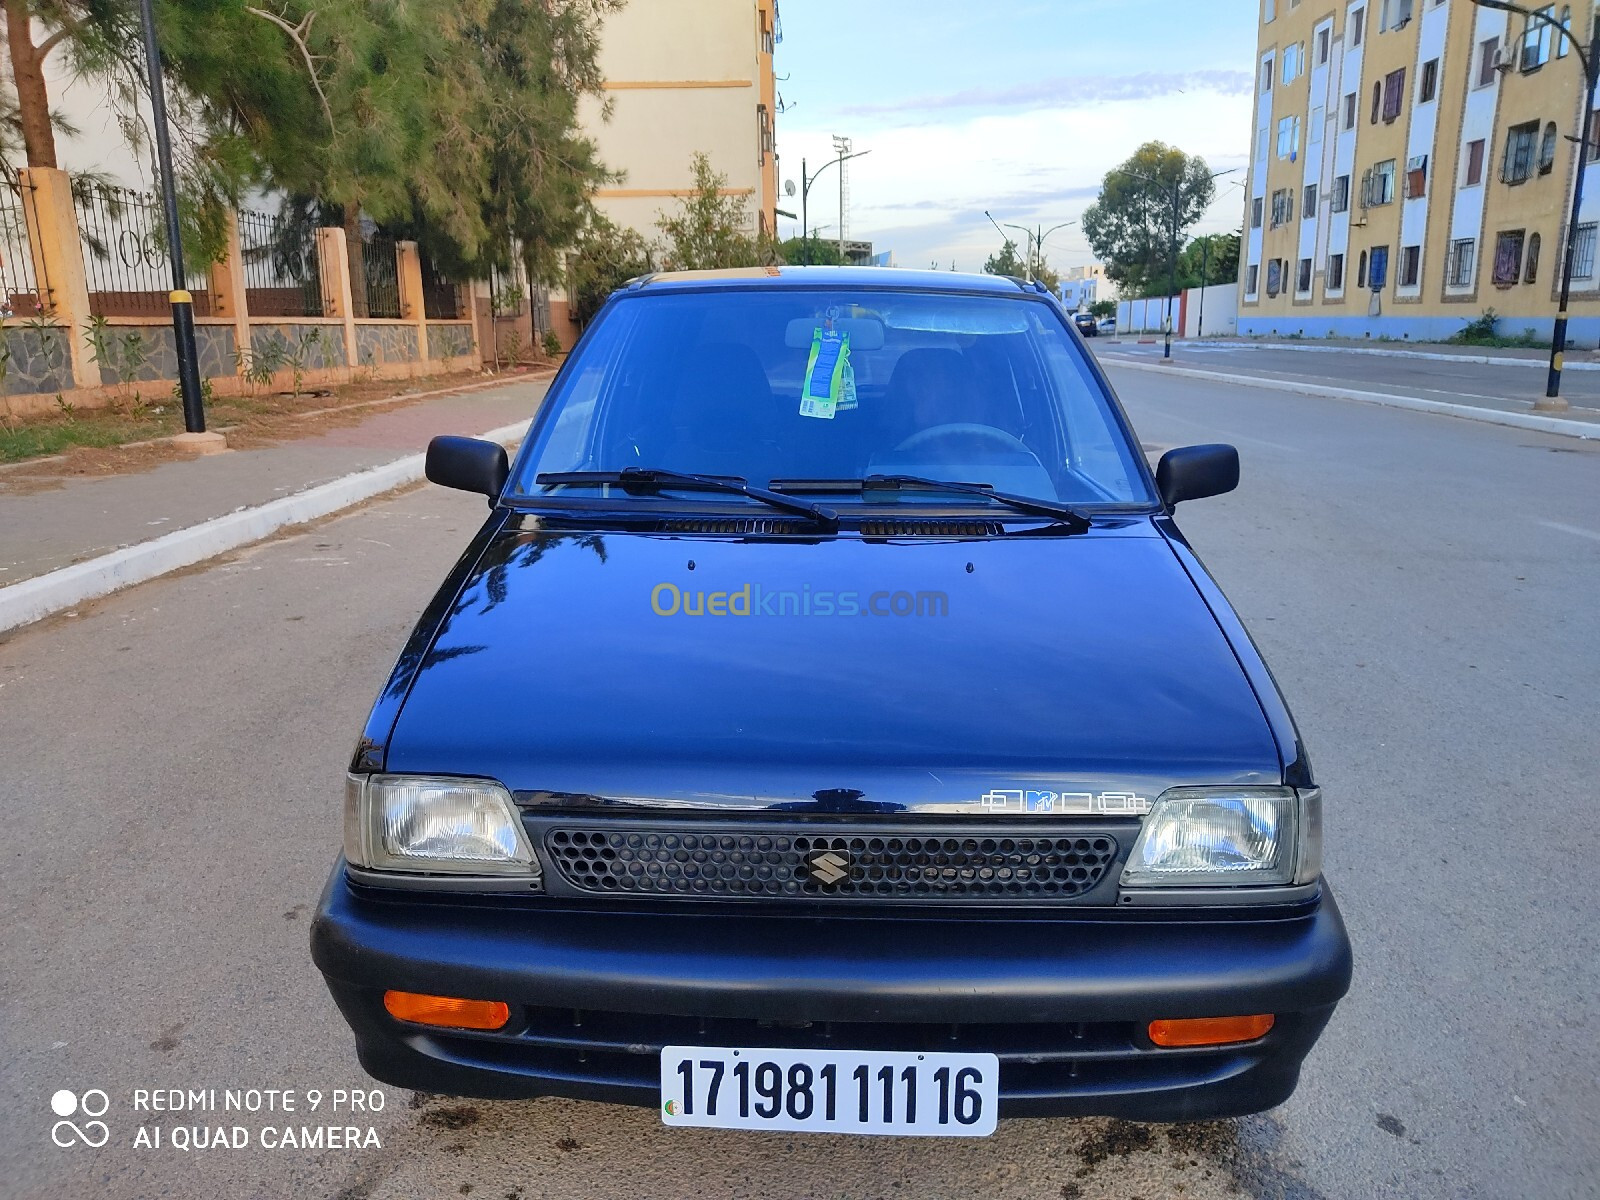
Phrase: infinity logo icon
[{"left": 50, "top": 1089, "right": 110, "bottom": 1148}]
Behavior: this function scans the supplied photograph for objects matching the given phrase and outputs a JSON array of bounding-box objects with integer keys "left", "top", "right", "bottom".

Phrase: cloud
[{"left": 840, "top": 70, "right": 1254, "bottom": 119}]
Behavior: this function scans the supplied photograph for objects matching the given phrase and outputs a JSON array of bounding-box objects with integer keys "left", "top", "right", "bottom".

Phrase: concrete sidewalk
[
  {"left": 1093, "top": 341, "right": 1600, "bottom": 437},
  {"left": 1, "top": 373, "right": 550, "bottom": 601}
]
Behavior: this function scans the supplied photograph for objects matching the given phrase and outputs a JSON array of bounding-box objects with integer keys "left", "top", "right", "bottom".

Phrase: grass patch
[
  {"left": 1447, "top": 308, "right": 1549, "bottom": 350},
  {"left": 0, "top": 410, "right": 174, "bottom": 463}
]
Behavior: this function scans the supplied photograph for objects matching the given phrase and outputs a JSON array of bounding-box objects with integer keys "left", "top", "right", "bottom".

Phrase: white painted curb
[
  {"left": 1175, "top": 339, "right": 1600, "bottom": 370},
  {"left": 0, "top": 420, "right": 528, "bottom": 636},
  {"left": 1101, "top": 358, "right": 1600, "bottom": 439}
]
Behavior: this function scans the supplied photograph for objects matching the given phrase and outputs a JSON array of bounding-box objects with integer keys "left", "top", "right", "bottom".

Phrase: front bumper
[{"left": 311, "top": 863, "right": 1352, "bottom": 1122}]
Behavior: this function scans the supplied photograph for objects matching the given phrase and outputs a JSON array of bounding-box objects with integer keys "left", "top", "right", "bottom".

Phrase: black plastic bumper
[{"left": 311, "top": 863, "right": 1352, "bottom": 1122}]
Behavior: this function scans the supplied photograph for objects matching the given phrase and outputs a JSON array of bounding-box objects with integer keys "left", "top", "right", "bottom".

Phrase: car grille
[{"left": 538, "top": 821, "right": 1121, "bottom": 903}]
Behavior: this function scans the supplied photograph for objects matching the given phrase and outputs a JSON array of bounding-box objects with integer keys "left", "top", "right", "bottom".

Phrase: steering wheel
[{"left": 894, "top": 423, "right": 1033, "bottom": 457}]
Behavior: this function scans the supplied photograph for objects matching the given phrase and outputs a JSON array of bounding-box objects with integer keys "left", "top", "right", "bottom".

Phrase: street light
[
  {"left": 1109, "top": 164, "right": 1237, "bottom": 360},
  {"left": 136, "top": 0, "right": 209, "bottom": 442},
  {"left": 984, "top": 211, "right": 1075, "bottom": 284},
  {"left": 799, "top": 148, "right": 871, "bottom": 265},
  {"left": 1473, "top": 0, "right": 1598, "bottom": 409}
]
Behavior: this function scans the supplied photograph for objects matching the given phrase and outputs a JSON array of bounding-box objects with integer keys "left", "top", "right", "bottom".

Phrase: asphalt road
[
  {"left": 2, "top": 370, "right": 1596, "bottom": 1199},
  {"left": 1095, "top": 338, "right": 1600, "bottom": 415}
]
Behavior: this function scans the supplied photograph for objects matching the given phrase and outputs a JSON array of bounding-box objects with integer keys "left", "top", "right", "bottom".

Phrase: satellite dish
[{"left": 784, "top": 180, "right": 796, "bottom": 197}]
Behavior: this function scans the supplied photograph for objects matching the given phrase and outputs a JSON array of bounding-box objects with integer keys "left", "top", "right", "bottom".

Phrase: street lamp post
[
  {"left": 136, "top": 0, "right": 208, "bottom": 439},
  {"left": 983, "top": 212, "right": 1074, "bottom": 285},
  {"left": 1474, "top": 0, "right": 1598, "bottom": 409},
  {"left": 799, "top": 148, "right": 870, "bottom": 266}
]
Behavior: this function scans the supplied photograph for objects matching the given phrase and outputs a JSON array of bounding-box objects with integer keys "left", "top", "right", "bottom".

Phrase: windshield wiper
[
  {"left": 773, "top": 475, "right": 1091, "bottom": 533},
  {"left": 536, "top": 468, "right": 840, "bottom": 530}
]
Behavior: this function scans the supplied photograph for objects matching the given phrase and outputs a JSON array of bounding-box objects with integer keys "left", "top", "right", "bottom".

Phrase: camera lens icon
[{"left": 50, "top": 1089, "right": 110, "bottom": 1148}]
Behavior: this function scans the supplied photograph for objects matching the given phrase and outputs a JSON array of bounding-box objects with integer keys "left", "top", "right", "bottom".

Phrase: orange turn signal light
[
  {"left": 1148, "top": 1014, "right": 1275, "bottom": 1047},
  {"left": 383, "top": 990, "right": 510, "bottom": 1031}
]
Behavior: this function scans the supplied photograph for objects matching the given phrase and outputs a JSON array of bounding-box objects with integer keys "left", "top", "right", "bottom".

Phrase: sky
[{"left": 774, "top": 0, "right": 1262, "bottom": 272}]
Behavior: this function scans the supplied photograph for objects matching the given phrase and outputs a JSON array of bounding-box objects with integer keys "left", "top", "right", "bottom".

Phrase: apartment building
[
  {"left": 1242, "top": 0, "right": 1600, "bottom": 342},
  {"left": 1059, "top": 264, "right": 1118, "bottom": 311},
  {"left": 581, "top": 0, "right": 779, "bottom": 243}
]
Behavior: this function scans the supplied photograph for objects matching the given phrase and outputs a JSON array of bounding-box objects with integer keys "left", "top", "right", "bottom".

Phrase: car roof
[{"left": 624, "top": 265, "right": 1043, "bottom": 297}]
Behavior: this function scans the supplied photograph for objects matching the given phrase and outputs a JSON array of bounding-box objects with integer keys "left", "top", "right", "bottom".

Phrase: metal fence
[
  {"left": 361, "top": 235, "right": 401, "bottom": 319},
  {"left": 420, "top": 253, "right": 464, "bottom": 320},
  {"left": 238, "top": 207, "right": 325, "bottom": 317},
  {"left": 0, "top": 182, "right": 46, "bottom": 318},
  {"left": 73, "top": 184, "right": 210, "bottom": 317}
]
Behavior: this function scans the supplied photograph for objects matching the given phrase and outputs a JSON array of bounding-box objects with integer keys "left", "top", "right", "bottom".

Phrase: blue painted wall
[{"left": 1237, "top": 311, "right": 1600, "bottom": 347}]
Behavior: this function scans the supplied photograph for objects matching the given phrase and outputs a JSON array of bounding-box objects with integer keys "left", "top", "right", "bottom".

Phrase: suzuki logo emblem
[{"left": 804, "top": 849, "right": 852, "bottom": 886}]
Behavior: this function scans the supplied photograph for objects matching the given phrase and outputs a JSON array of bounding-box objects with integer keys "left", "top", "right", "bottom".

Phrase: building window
[
  {"left": 1589, "top": 111, "right": 1600, "bottom": 161},
  {"left": 1357, "top": 249, "right": 1369, "bottom": 288},
  {"left": 1271, "top": 187, "right": 1295, "bottom": 226},
  {"left": 1318, "top": 26, "right": 1332, "bottom": 63},
  {"left": 1297, "top": 257, "right": 1314, "bottom": 292},
  {"left": 1277, "top": 115, "right": 1300, "bottom": 158},
  {"left": 1257, "top": 125, "right": 1271, "bottom": 160},
  {"left": 1465, "top": 138, "right": 1487, "bottom": 186},
  {"left": 1371, "top": 80, "right": 1383, "bottom": 123},
  {"left": 1266, "top": 259, "right": 1284, "bottom": 296},
  {"left": 1252, "top": 196, "right": 1265, "bottom": 228},
  {"left": 1559, "top": 6, "right": 1573, "bottom": 57},
  {"left": 1310, "top": 105, "right": 1325, "bottom": 146},
  {"left": 1328, "top": 252, "right": 1345, "bottom": 290},
  {"left": 1522, "top": 5, "right": 1555, "bottom": 70},
  {"left": 757, "top": 104, "right": 773, "bottom": 164},
  {"left": 1400, "top": 244, "right": 1421, "bottom": 287},
  {"left": 1283, "top": 43, "right": 1304, "bottom": 83},
  {"left": 1479, "top": 36, "right": 1502, "bottom": 86},
  {"left": 1539, "top": 122, "right": 1558, "bottom": 173},
  {"left": 1420, "top": 58, "right": 1439, "bottom": 102},
  {"left": 1350, "top": 6, "right": 1365, "bottom": 45},
  {"left": 1304, "top": 182, "right": 1319, "bottom": 217},
  {"left": 1332, "top": 173, "right": 1351, "bottom": 211},
  {"left": 1265, "top": 0, "right": 1277, "bottom": 21},
  {"left": 1503, "top": 121, "right": 1540, "bottom": 183},
  {"left": 1365, "top": 159, "right": 1397, "bottom": 205},
  {"left": 1247, "top": 263, "right": 1261, "bottom": 295},
  {"left": 1526, "top": 232, "right": 1542, "bottom": 282},
  {"left": 1448, "top": 238, "right": 1477, "bottom": 286},
  {"left": 1261, "top": 57, "right": 1275, "bottom": 93},
  {"left": 1382, "top": 69, "right": 1407, "bottom": 122},
  {"left": 1370, "top": 245, "right": 1389, "bottom": 289},
  {"left": 1344, "top": 91, "right": 1358, "bottom": 128},
  {"left": 1405, "top": 155, "right": 1428, "bottom": 198},
  {"left": 1493, "top": 230, "right": 1527, "bottom": 284},
  {"left": 1574, "top": 222, "right": 1598, "bottom": 277}
]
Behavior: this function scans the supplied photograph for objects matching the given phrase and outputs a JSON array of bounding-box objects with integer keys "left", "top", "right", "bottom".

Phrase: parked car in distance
[
  {"left": 1072, "top": 311, "right": 1098, "bottom": 337},
  {"left": 1098, "top": 316, "right": 1118, "bottom": 336},
  {"left": 312, "top": 267, "right": 1352, "bottom": 1137}
]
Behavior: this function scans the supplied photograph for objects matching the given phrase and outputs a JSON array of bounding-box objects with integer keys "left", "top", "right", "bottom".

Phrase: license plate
[{"left": 660, "top": 1046, "right": 999, "bottom": 1136}]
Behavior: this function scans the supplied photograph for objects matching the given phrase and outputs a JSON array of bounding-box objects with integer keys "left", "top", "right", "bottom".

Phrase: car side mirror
[
  {"left": 426, "top": 436, "right": 509, "bottom": 502},
  {"left": 1156, "top": 444, "right": 1239, "bottom": 508}
]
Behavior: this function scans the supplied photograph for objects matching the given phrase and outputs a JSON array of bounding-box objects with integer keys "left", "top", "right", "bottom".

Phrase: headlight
[
  {"left": 1120, "top": 787, "right": 1321, "bottom": 888},
  {"left": 345, "top": 774, "right": 539, "bottom": 877}
]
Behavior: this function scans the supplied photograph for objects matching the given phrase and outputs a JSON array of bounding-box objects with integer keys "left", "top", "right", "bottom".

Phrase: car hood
[{"left": 381, "top": 520, "right": 1284, "bottom": 812}]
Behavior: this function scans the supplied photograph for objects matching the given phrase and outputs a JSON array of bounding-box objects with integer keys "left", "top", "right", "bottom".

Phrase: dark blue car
[{"left": 312, "top": 267, "right": 1351, "bottom": 1135}]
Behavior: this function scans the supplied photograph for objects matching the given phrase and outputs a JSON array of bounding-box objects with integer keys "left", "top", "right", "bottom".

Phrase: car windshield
[{"left": 509, "top": 286, "right": 1156, "bottom": 508}]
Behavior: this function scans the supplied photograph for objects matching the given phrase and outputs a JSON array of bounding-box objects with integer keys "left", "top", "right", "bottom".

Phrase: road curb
[
  {"left": 1100, "top": 358, "right": 1600, "bottom": 439},
  {"left": 1179, "top": 339, "right": 1600, "bottom": 370},
  {"left": 0, "top": 420, "right": 529, "bottom": 636}
]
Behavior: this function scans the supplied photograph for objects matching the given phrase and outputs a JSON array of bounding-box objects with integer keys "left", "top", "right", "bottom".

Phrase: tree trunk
[
  {"left": 343, "top": 202, "right": 368, "bottom": 318},
  {"left": 5, "top": 0, "right": 59, "bottom": 168}
]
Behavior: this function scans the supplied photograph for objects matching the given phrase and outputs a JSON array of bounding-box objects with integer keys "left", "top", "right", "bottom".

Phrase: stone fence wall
[{"left": 1, "top": 167, "right": 479, "bottom": 417}]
